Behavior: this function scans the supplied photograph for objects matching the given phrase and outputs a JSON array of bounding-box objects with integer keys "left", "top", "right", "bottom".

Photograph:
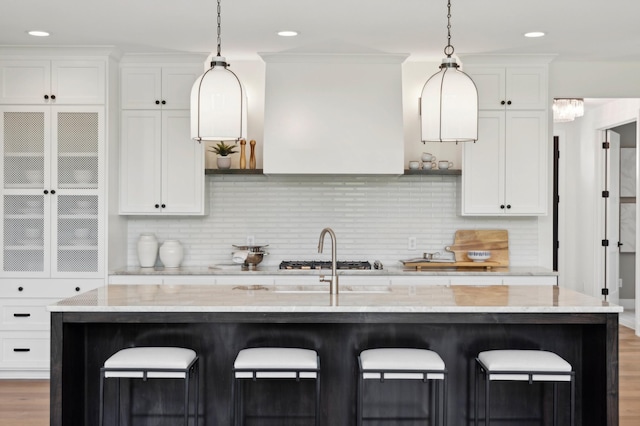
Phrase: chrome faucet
[{"left": 318, "top": 227, "right": 338, "bottom": 295}]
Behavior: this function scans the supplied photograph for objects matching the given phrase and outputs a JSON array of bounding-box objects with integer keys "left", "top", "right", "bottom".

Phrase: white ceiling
[{"left": 2, "top": 0, "right": 640, "bottom": 62}]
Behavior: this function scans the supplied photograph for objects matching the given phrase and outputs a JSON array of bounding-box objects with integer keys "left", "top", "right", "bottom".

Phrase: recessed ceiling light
[
  {"left": 524, "top": 31, "right": 545, "bottom": 38},
  {"left": 277, "top": 30, "right": 298, "bottom": 37},
  {"left": 27, "top": 30, "right": 50, "bottom": 37}
]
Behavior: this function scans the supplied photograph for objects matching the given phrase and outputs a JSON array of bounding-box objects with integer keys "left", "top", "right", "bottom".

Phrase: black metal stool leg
[
  {"left": 357, "top": 373, "right": 363, "bottom": 426},
  {"left": 184, "top": 373, "right": 190, "bottom": 426},
  {"left": 485, "top": 374, "right": 490, "bottom": 426},
  {"left": 99, "top": 373, "right": 105, "bottom": 426},
  {"left": 570, "top": 376, "right": 575, "bottom": 426},
  {"left": 442, "top": 376, "right": 448, "bottom": 426},
  {"left": 315, "top": 374, "right": 321, "bottom": 426},
  {"left": 553, "top": 382, "right": 558, "bottom": 426},
  {"left": 194, "top": 362, "right": 199, "bottom": 426},
  {"left": 474, "top": 363, "right": 479, "bottom": 426}
]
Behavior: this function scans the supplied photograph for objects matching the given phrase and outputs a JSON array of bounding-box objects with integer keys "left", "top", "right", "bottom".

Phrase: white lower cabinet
[{"left": 0, "top": 279, "right": 103, "bottom": 378}]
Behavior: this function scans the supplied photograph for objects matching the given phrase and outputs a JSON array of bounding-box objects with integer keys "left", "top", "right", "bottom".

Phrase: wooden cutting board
[{"left": 445, "top": 229, "right": 509, "bottom": 266}]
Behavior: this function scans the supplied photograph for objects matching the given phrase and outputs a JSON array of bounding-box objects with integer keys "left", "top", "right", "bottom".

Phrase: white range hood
[{"left": 260, "top": 46, "right": 408, "bottom": 174}]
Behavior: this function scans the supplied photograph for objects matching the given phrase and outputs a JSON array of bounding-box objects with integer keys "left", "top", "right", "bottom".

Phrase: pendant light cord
[
  {"left": 444, "top": 0, "right": 454, "bottom": 57},
  {"left": 216, "top": 0, "right": 222, "bottom": 57}
]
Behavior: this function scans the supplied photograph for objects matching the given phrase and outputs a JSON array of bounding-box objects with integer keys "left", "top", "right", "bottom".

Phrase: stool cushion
[
  {"left": 478, "top": 350, "right": 572, "bottom": 382},
  {"left": 234, "top": 347, "right": 319, "bottom": 379},
  {"left": 360, "top": 348, "right": 445, "bottom": 380},
  {"left": 103, "top": 347, "right": 197, "bottom": 379}
]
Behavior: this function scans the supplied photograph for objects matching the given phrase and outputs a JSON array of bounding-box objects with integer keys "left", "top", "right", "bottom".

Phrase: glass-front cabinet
[{"left": 0, "top": 106, "right": 104, "bottom": 277}]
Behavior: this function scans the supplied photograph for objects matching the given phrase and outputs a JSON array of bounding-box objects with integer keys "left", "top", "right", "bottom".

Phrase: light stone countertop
[
  {"left": 109, "top": 265, "right": 558, "bottom": 277},
  {"left": 49, "top": 284, "right": 619, "bottom": 314}
]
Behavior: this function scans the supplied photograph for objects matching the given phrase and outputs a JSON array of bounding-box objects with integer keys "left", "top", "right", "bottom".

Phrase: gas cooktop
[{"left": 279, "top": 260, "right": 373, "bottom": 270}]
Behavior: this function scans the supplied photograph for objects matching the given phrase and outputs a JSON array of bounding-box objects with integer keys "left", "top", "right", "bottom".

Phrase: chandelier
[
  {"left": 420, "top": 0, "right": 478, "bottom": 143},
  {"left": 553, "top": 98, "right": 584, "bottom": 123},
  {"left": 191, "top": 0, "right": 246, "bottom": 142}
]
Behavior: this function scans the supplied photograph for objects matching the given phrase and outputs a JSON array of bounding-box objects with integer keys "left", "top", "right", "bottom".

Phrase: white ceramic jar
[
  {"left": 159, "top": 240, "right": 184, "bottom": 268},
  {"left": 137, "top": 233, "right": 158, "bottom": 268}
]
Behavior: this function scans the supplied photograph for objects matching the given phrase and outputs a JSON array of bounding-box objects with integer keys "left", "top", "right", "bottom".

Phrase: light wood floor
[{"left": 1, "top": 326, "right": 639, "bottom": 425}]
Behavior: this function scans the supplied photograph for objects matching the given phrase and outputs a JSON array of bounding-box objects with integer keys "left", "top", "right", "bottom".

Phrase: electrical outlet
[
  {"left": 619, "top": 278, "right": 623, "bottom": 288},
  {"left": 247, "top": 235, "right": 255, "bottom": 245},
  {"left": 408, "top": 237, "right": 417, "bottom": 250}
]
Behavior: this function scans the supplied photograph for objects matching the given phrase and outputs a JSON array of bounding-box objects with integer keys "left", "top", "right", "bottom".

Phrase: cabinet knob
[
  {"left": 75, "top": 287, "right": 81, "bottom": 292},
  {"left": 500, "top": 204, "right": 505, "bottom": 209},
  {"left": 161, "top": 100, "right": 166, "bottom": 105},
  {"left": 507, "top": 100, "right": 512, "bottom": 105},
  {"left": 51, "top": 189, "right": 56, "bottom": 194},
  {"left": 51, "top": 94, "right": 56, "bottom": 100},
  {"left": 155, "top": 100, "right": 160, "bottom": 105},
  {"left": 44, "top": 190, "right": 49, "bottom": 195},
  {"left": 18, "top": 286, "right": 24, "bottom": 292},
  {"left": 506, "top": 204, "right": 512, "bottom": 209},
  {"left": 155, "top": 204, "right": 160, "bottom": 208},
  {"left": 161, "top": 203, "right": 166, "bottom": 208},
  {"left": 500, "top": 100, "right": 506, "bottom": 105},
  {"left": 44, "top": 94, "right": 49, "bottom": 100}
]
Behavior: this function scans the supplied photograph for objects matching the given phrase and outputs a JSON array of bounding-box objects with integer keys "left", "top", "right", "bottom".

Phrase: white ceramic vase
[
  {"left": 159, "top": 240, "right": 184, "bottom": 268},
  {"left": 137, "top": 233, "right": 158, "bottom": 268},
  {"left": 217, "top": 156, "right": 232, "bottom": 169}
]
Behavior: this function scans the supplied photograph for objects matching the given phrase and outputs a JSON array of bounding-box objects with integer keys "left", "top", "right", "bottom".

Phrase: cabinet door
[
  {"left": 161, "top": 110, "right": 204, "bottom": 214},
  {"left": 51, "top": 61, "right": 105, "bottom": 104},
  {"left": 504, "top": 110, "right": 548, "bottom": 215},
  {"left": 121, "top": 68, "right": 162, "bottom": 109},
  {"left": 462, "top": 111, "right": 505, "bottom": 215},
  {"left": 51, "top": 107, "right": 104, "bottom": 277},
  {"left": 119, "top": 111, "right": 162, "bottom": 214},
  {"left": 464, "top": 67, "right": 505, "bottom": 110},
  {"left": 0, "top": 61, "right": 50, "bottom": 104},
  {"left": 0, "top": 107, "right": 51, "bottom": 277},
  {"left": 505, "top": 67, "right": 548, "bottom": 110},
  {"left": 161, "top": 66, "right": 201, "bottom": 110}
]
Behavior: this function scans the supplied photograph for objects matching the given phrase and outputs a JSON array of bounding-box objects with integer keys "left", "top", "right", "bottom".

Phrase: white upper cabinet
[
  {"left": 0, "top": 60, "right": 105, "bottom": 105},
  {"left": 121, "top": 66, "right": 201, "bottom": 110},
  {"left": 462, "top": 110, "right": 548, "bottom": 215},
  {"left": 461, "top": 57, "right": 550, "bottom": 216},
  {"left": 468, "top": 66, "right": 548, "bottom": 110}
]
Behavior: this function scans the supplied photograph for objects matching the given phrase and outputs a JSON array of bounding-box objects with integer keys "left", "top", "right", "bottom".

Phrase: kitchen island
[{"left": 49, "top": 284, "right": 620, "bottom": 426}]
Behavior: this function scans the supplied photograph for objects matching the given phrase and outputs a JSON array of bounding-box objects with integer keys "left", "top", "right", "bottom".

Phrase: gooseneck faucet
[{"left": 318, "top": 227, "right": 338, "bottom": 295}]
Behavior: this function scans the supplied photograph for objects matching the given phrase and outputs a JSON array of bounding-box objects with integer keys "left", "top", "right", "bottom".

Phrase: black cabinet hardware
[{"left": 13, "top": 313, "right": 31, "bottom": 318}]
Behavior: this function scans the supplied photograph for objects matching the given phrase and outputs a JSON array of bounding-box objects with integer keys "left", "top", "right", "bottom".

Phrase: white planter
[
  {"left": 159, "top": 240, "right": 184, "bottom": 268},
  {"left": 136, "top": 233, "right": 158, "bottom": 268},
  {"left": 217, "top": 156, "right": 232, "bottom": 169}
]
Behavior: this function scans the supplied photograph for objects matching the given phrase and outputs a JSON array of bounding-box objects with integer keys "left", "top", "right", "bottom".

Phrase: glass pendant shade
[
  {"left": 420, "top": 58, "right": 478, "bottom": 142},
  {"left": 553, "top": 98, "right": 584, "bottom": 122},
  {"left": 191, "top": 59, "right": 247, "bottom": 141}
]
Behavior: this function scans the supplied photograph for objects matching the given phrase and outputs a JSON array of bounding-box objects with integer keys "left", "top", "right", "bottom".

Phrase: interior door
[{"left": 606, "top": 130, "right": 621, "bottom": 303}]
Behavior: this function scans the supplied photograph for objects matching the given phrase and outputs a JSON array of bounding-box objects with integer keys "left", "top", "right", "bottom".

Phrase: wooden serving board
[
  {"left": 400, "top": 260, "right": 503, "bottom": 270},
  {"left": 445, "top": 229, "right": 509, "bottom": 266}
]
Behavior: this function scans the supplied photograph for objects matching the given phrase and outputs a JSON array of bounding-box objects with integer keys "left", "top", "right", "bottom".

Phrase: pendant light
[
  {"left": 191, "top": 0, "right": 246, "bottom": 142},
  {"left": 553, "top": 98, "right": 584, "bottom": 122},
  {"left": 420, "top": 0, "right": 478, "bottom": 143}
]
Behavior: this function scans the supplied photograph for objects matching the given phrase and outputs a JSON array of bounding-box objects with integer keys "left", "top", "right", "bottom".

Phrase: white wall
[{"left": 556, "top": 99, "right": 640, "bottom": 296}]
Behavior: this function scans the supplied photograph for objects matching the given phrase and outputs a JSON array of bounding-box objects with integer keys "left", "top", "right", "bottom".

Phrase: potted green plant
[{"left": 210, "top": 141, "right": 238, "bottom": 169}]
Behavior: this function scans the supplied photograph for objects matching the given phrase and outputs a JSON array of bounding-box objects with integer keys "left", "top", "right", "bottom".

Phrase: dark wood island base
[{"left": 49, "top": 285, "right": 620, "bottom": 426}]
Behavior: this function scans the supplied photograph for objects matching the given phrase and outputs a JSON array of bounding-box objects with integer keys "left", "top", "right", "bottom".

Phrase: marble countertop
[
  {"left": 49, "top": 284, "right": 619, "bottom": 314},
  {"left": 110, "top": 265, "right": 558, "bottom": 277}
]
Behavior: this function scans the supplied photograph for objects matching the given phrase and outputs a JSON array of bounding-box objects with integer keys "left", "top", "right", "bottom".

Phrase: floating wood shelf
[
  {"left": 403, "top": 169, "right": 461, "bottom": 176},
  {"left": 204, "top": 169, "right": 461, "bottom": 176},
  {"left": 205, "top": 169, "right": 264, "bottom": 175}
]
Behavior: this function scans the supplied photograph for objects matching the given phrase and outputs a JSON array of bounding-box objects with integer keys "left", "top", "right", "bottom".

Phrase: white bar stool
[
  {"left": 99, "top": 347, "right": 199, "bottom": 426},
  {"left": 475, "top": 349, "right": 574, "bottom": 426},
  {"left": 357, "top": 348, "right": 447, "bottom": 425},
  {"left": 232, "top": 347, "right": 320, "bottom": 425}
]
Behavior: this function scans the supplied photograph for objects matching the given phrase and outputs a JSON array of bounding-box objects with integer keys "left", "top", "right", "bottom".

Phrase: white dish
[
  {"left": 19, "top": 238, "right": 43, "bottom": 246},
  {"left": 70, "top": 238, "right": 96, "bottom": 246},
  {"left": 69, "top": 208, "right": 94, "bottom": 214},
  {"left": 467, "top": 250, "right": 491, "bottom": 262},
  {"left": 73, "top": 170, "right": 93, "bottom": 184}
]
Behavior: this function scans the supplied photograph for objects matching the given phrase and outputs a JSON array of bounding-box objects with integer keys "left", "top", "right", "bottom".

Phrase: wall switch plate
[
  {"left": 408, "top": 237, "right": 417, "bottom": 250},
  {"left": 247, "top": 235, "right": 255, "bottom": 245}
]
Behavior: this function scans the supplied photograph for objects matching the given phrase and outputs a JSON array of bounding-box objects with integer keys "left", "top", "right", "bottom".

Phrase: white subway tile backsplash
[{"left": 126, "top": 175, "right": 540, "bottom": 268}]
